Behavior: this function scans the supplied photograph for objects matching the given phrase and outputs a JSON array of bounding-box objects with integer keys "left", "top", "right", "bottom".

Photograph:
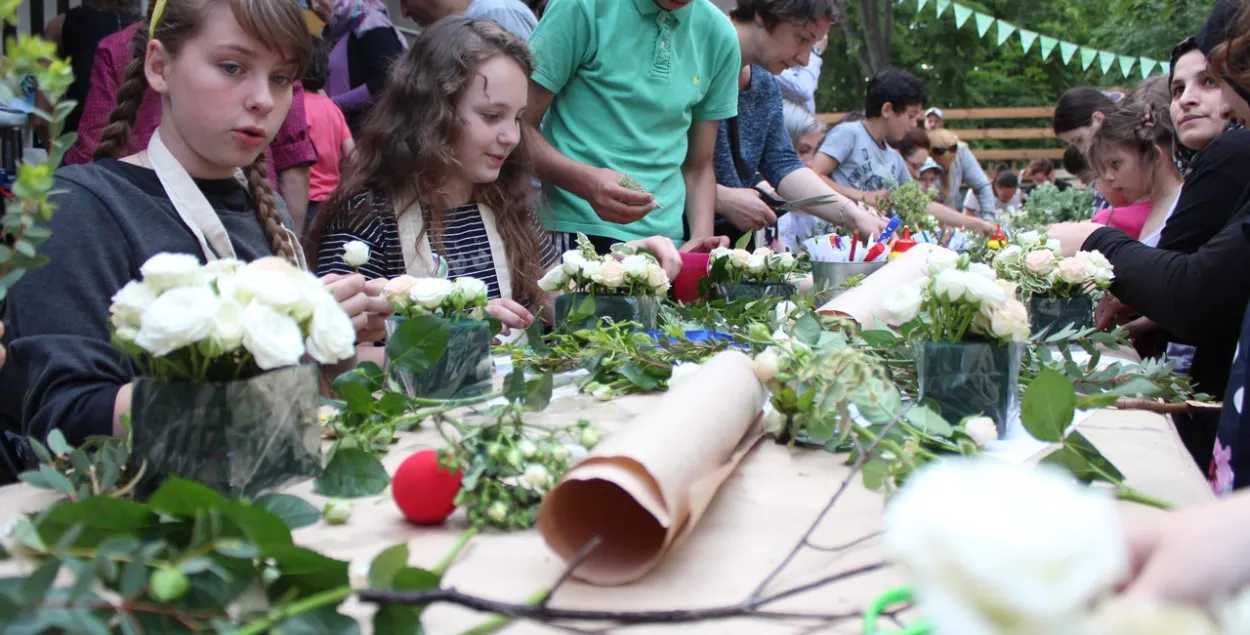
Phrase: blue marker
[{"left": 876, "top": 217, "right": 902, "bottom": 244}]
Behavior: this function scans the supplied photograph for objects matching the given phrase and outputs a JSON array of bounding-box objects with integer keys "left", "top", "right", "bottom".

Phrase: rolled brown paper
[
  {"left": 817, "top": 242, "right": 938, "bottom": 326},
  {"left": 537, "top": 350, "right": 767, "bottom": 586}
]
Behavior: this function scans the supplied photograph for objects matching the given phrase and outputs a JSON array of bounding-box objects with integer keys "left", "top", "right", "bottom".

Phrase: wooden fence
[{"left": 816, "top": 106, "right": 1064, "bottom": 164}]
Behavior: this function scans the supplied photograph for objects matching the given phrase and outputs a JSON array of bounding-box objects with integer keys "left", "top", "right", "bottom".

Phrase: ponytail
[
  {"left": 243, "top": 153, "right": 300, "bottom": 266},
  {"left": 94, "top": 26, "right": 151, "bottom": 160}
]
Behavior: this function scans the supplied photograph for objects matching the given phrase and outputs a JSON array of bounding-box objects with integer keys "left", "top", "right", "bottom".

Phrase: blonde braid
[{"left": 243, "top": 153, "right": 299, "bottom": 265}]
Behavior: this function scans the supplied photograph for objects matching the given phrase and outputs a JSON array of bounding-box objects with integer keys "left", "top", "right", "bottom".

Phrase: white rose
[
  {"left": 517, "top": 439, "right": 538, "bottom": 458},
  {"left": 519, "top": 464, "right": 552, "bottom": 491},
  {"left": 621, "top": 255, "right": 650, "bottom": 279},
  {"left": 968, "top": 263, "right": 996, "bottom": 280},
  {"left": 233, "top": 257, "right": 306, "bottom": 313},
  {"left": 562, "top": 250, "right": 588, "bottom": 276},
  {"left": 994, "top": 245, "right": 1025, "bottom": 270},
  {"left": 341, "top": 241, "right": 370, "bottom": 268},
  {"left": 754, "top": 348, "right": 781, "bottom": 383},
  {"left": 110, "top": 281, "right": 157, "bottom": 330},
  {"left": 646, "top": 264, "right": 669, "bottom": 289},
  {"left": 1077, "top": 250, "right": 1111, "bottom": 271},
  {"left": 729, "top": 249, "right": 751, "bottom": 269},
  {"left": 776, "top": 252, "right": 796, "bottom": 269},
  {"left": 988, "top": 299, "right": 1031, "bottom": 343},
  {"left": 709, "top": 247, "right": 733, "bottom": 263},
  {"left": 1045, "top": 239, "right": 1063, "bottom": 254},
  {"left": 241, "top": 302, "right": 306, "bottom": 370},
  {"left": 451, "top": 277, "right": 489, "bottom": 306},
  {"left": 885, "top": 460, "right": 1128, "bottom": 635},
  {"left": 134, "top": 286, "right": 220, "bottom": 357},
  {"left": 1025, "top": 249, "right": 1056, "bottom": 275},
  {"left": 883, "top": 285, "right": 923, "bottom": 326},
  {"left": 595, "top": 260, "right": 626, "bottom": 288},
  {"left": 580, "top": 260, "right": 602, "bottom": 281},
  {"left": 932, "top": 269, "right": 969, "bottom": 302},
  {"left": 963, "top": 274, "right": 1008, "bottom": 309},
  {"left": 409, "top": 277, "right": 454, "bottom": 310},
  {"left": 538, "top": 267, "right": 569, "bottom": 292},
  {"left": 926, "top": 248, "right": 959, "bottom": 274},
  {"left": 210, "top": 296, "right": 247, "bottom": 353},
  {"left": 304, "top": 299, "right": 357, "bottom": 364},
  {"left": 1016, "top": 230, "right": 1041, "bottom": 250},
  {"left": 139, "top": 252, "right": 205, "bottom": 292},
  {"left": 775, "top": 301, "right": 798, "bottom": 323},
  {"left": 383, "top": 275, "right": 417, "bottom": 310},
  {"left": 963, "top": 416, "right": 999, "bottom": 448},
  {"left": 1055, "top": 258, "right": 1093, "bottom": 285},
  {"left": 746, "top": 253, "right": 768, "bottom": 275},
  {"left": 203, "top": 257, "right": 245, "bottom": 279}
]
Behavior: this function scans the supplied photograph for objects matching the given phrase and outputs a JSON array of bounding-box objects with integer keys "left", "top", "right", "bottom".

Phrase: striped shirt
[{"left": 315, "top": 191, "right": 558, "bottom": 300}]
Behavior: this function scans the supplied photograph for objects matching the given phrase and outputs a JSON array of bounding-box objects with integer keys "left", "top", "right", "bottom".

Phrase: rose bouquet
[
  {"left": 380, "top": 275, "right": 493, "bottom": 399},
  {"left": 993, "top": 231, "right": 1114, "bottom": 336},
  {"left": 543, "top": 234, "right": 670, "bottom": 330},
  {"left": 883, "top": 247, "right": 1028, "bottom": 434},
  {"left": 110, "top": 253, "right": 356, "bottom": 498},
  {"left": 702, "top": 238, "right": 809, "bottom": 301}
]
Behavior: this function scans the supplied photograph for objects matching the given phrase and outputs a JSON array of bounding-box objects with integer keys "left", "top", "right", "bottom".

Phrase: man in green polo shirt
[{"left": 523, "top": 0, "right": 741, "bottom": 250}]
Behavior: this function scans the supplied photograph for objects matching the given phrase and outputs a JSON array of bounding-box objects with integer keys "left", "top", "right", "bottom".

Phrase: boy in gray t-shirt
[{"left": 819, "top": 120, "right": 912, "bottom": 193}]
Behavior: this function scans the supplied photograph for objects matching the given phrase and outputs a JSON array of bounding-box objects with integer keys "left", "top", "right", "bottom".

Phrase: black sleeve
[
  {"left": 355, "top": 28, "right": 404, "bottom": 98},
  {"left": 1159, "top": 131, "right": 1250, "bottom": 253},
  {"left": 4, "top": 180, "right": 141, "bottom": 447},
  {"left": 1084, "top": 205, "right": 1250, "bottom": 347}
]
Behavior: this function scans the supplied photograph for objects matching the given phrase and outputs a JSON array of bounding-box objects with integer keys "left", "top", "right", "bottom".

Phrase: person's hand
[
  {"left": 1120, "top": 492, "right": 1250, "bottom": 605},
  {"left": 848, "top": 207, "right": 888, "bottom": 237},
  {"left": 359, "top": 277, "right": 394, "bottom": 343},
  {"left": 625, "top": 235, "right": 683, "bottom": 281},
  {"left": 485, "top": 298, "right": 534, "bottom": 335},
  {"left": 321, "top": 273, "right": 390, "bottom": 342},
  {"left": 717, "top": 187, "right": 777, "bottom": 232},
  {"left": 679, "top": 236, "right": 730, "bottom": 253},
  {"left": 578, "top": 167, "right": 658, "bottom": 225},
  {"left": 1095, "top": 294, "right": 1134, "bottom": 331},
  {"left": 861, "top": 189, "right": 890, "bottom": 208},
  {"left": 1046, "top": 222, "right": 1104, "bottom": 257}
]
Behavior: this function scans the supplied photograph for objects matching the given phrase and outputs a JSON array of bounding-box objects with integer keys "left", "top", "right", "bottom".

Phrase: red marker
[
  {"left": 864, "top": 243, "right": 886, "bottom": 262},
  {"left": 849, "top": 232, "right": 859, "bottom": 261}
]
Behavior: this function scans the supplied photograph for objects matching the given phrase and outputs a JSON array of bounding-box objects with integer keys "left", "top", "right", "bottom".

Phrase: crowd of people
[{"left": 9, "top": 0, "right": 1250, "bottom": 611}]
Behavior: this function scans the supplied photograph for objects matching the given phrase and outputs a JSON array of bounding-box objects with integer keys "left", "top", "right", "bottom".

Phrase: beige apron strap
[
  {"left": 227, "top": 171, "right": 310, "bottom": 271},
  {"left": 476, "top": 203, "right": 512, "bottom": 301},
  {"left": 393, "top": 196, "right": 437, "bottom": 278},
  {"left": 144, "top": 129, "right": 237, "bottom": 262}
]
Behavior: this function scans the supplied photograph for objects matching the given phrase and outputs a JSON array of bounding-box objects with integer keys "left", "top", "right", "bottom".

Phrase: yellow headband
[{"left": 149, "top": 0, "right": 168, "bottom": 38}]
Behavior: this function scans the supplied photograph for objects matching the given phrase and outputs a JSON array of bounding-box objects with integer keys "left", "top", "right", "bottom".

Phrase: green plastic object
[
  {"left": 554, "top": 293, "right": 660, "bottom": 331},
  {"left": 388, "top": 318, "right": 493, "bottom": 400},
  {"left": 863, "top": 586, "right": 932, "bottom": 635},
  {"left": 914, "top": 340, "right": 1023, "bottom": 435},
  {"left": 1029, "top": 295, "right": 1094, "bottom": 336}
]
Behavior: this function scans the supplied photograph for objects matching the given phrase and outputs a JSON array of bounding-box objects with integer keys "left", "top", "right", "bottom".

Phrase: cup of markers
[{"left": 808, "top": 218, "right": 900, "bottom": 293}]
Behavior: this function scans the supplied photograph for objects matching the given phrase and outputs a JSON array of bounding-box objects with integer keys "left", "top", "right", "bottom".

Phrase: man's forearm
[
  {"left": 683, "top": 162, "right": 716, "bottom": 238},
  {"left": 776, "top": 169, "right": 859, "bottom": 230},
  {"left": 523, "top": 123, "right": 590, "bottom": 197},
  {"left": 279, "top": 166, "right": 311, "bottom": 232}
]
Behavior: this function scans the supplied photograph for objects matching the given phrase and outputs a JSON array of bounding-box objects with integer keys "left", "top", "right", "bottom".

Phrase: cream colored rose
[
  {"left": 383, "top": 275, "right": 417, "bottom": 310},
  {"left": 1090, "top": 597, "right": 1220, "bottom": 635},
  {"left": 210, "top": 297, "right": 247, "bottom": 353},
  {"left": 646, "top": 264, "right": 669, "bottom": 289},
  {"left": 926, "top": 247, "right": 959, "bottom": 274},
  {"left": 579, "top": 260, "right": 602, "bottom": 281},
  {"left": 561, "top": 250, "right": 587, "bottom": 276},
  {"left": 621, "top": 254, "right": 650, "bottom": 279},
  {"left": 241, "top": 302, "right": 306, "bottom": 370},
  {"left": 134, "top": 286, "right": 220, "bottom": 357},
  {"left": 963, "top": 416, "right": 998, "bottom": 447},
  {"left": 1016, "top": 230, "right": 1041, "bottom": 250},
  {"left": 988, "top": 299, "right": 1030, "bottom": 343},
  {"left": 110, "top": 280, "right": 157, "bottom": 330},
  {"left": 305, "top": 298, "right": 358, "bottom": 364},
  {"left": 595, "top": 259, "right": 626, "bottom": 288},
  {"left": 139, "top": 252, "right": 205, "bottom": 292},
  {"left": 451, "top": 277, "right": 489, "bottom": 306},
  {"left": 932, "top": 269, "right": 969, "bottom": 302},
  {"left": 883, "top": 284, "right": 923, "bottom": 326},
  {"left": 968, "top": 263, "right": 996, "bottom": 280},
  {"left": 1025, "top": 249, "right": 1056, "bottom": 274},
  {"left": 753, "top": 348, "right": 780, "bottom": 382},
  {"left": 729, "top": 249, "right": 751, "bottom": 268},
  {"left": 409, "top": 277, "right": 454, "bottom": 310},
  {"left": 746, "top": 253, "right": 768, "bottom": 275},
  {"left": 538, "top": 267, "right": 569, "bottom": 292},
  {"left": 993, "top": 244, "right": 1025, "bottom": 270},
  {"left": 1055, "top": 257, "right": 1093, "bottom": 285},
  {"left": 963, "top": 273, "right": 1008, "bottom": 309},
  {"left": 233, "top": 257, "right": 306, "bottom": 313},
  {"left": 342, "top": 241, "right": 370, "bottom": 268}
]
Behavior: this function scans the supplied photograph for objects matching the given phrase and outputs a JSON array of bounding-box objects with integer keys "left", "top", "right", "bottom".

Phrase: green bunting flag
[
  {"left": 915, "top": 0, "right": 931, "bottom": 11},
  {"left": 1018, "top": 28, "right": 1038, "bottom": 53},
  {"left": 1161, "top": 61, "right": 1171, "bottom": 75},
  {"left": 996, "top": 21, "right": 1017, "bottom": 46},
  {"left": 1039, "top": 35, "right": 1059, "bottom": 61},
  {"left": 1079, "top": 46, "right": 1097, "bottom": 70},
  {"left": 1060, "top": 41, "right": 1079, "bottom": 65},
  {"left": 934, "top": 0, "right": 951, "bottom": 18},
  {"left": 1118, "top": 55, "right": 1136, "bottom": 78},
  {"left": 1099, "top": 50, "right": 1116, "bottom": 74},
  {"left": 975, "top": 12, "right": 995, "bottom": 38},
  {"left": 1138, "top": 57, "right": 1157, "bottom": 78},
  {"left": 952, "top": 3, "right": 973, "bottom": 28}
]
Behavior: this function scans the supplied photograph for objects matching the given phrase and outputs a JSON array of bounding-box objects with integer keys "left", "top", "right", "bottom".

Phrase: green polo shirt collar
[{"left": 632, "top": 0, "right": 694, "bottom": 23}]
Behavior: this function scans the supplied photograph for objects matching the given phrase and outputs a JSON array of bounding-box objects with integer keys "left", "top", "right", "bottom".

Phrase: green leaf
[
  {"left": 36, "top": 497, "right": 153, "bottom": 549},
  {"left": 1109, "top": 377, "right": 1162, "bottom": 397},
  {"left": 505, "top": 369, "right": 528, "bottom": 402},
  {"left": 856, "top": 389, "right": 903, "bottom": 425},
  {"left": 120, "top": 558, "right": 151, "bottom": 599},
  {"left": 46, "top": 429, "right": 71, "bottom": 457},
  {"left": 1076, "top": 393, "right": 1119, "bottom": 410},
  {"left": 147, "top": 475, "right": 227, "bottom": 518},
  {"left": 859, "top": 329, "right": 901, "bottom": 347},
  {"left": 525, "top": 372, "right": 555, "bottom": 411},
  {"left": 265, "top": 545, "right": 350, "bottom": 598},
  {"left": 214, "top": 539, "right": 260, "bottom": 560},
  {"left": 373, "top": 567, "right": 440, "bottom": 635},
  {"left": 368, "top": 543, "right": 410, "bottom": 589},
  {"left": 904, "top": 405, "right": 953, "bottom": 437},
  {"left": 376, "top": 391, "right": 409, "bottom": 417},
  {"left": 20, "top": 559, "right": 60, "bottom": 603},
  {"left": 1044, "top": 430, "right": 1124, "bottom": 484},
  {"left": 525, "top": 320, "right": 551, "bottom": 355},
  {"left": 315, "top": 449, "right": 390, "bottom": 498},
  {"left": 13, "top": 519, "right": 47, "bottom": 552},
  {"left": 388, "top": 316, "right": 451, "bottom": 373},
  {"left": 221, "top": 502, "right": 296, "bottom": 550},
  {"left": 253, "top": 494, "right": 321, "bottom": 531},
  {"left": 861, "top": 460, "right": 889, "bottom": 491},
  {"left": 1021, "top": 369, "right": 1075, "bottom": 442},
  {"left": 273, "top": 607, "right": 362, "bottom": 635},
  {"left": 792, "top": 313, "right": 822, "bottom": 346},
  {"left": 734, "top": 231, "right": 754, "bottom": 251},
  {"left": 619, "top": 361, "right": 661, "bottom": 392},
  {"left": 18, "top": 470, "right": 51, "bottom": 490},
  {"left": 39, "top": 464, "right": 75, "bottom": 496}
]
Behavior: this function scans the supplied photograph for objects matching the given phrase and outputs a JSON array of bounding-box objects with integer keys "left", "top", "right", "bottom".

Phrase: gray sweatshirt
[{"left": 0, "top": 160, "right": 291, "bottom": 454}]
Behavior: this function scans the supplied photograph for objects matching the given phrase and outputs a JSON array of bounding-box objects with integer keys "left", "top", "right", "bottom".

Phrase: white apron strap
[
  {"left": 393, "top": 197, "right": 512, "bottom": 299},
  {"left": 477, "top": 203, "right": 512, "bottom": 301},
  {"left": 145, "top": 129, "right": 237, "bottom": 262}
]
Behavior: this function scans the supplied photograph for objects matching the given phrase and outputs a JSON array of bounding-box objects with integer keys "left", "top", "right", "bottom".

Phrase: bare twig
[
  {"left": 807, "top": 531, "right": 880, "bottom": 553},
  {"left": 1113, "top": 398, "right": 1222, "bottom": 414},
  {"left": 542, "top": 537, "right": 602, "bottom": 608}
]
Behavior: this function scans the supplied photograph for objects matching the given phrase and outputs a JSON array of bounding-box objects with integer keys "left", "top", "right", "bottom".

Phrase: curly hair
[
  {"left": 305, "top": 16, "right": 547, "bottom": 307},
  {"left": 93, "top": 0, "right": 311, "bottom": 265}
]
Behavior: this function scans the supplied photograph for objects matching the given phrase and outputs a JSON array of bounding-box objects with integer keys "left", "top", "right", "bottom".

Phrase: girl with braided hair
[
  {"left": 1085, "top": 102, "right": 1184, "bottom": 242},
  {"left": 0, "top": 0, "right": 391, "bottom": 455}
]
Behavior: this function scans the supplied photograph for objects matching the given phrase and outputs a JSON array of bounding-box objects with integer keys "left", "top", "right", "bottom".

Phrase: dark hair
[
  {"left": 730, "top": 0, "right": 843, "bottom": 29},
  {"left": 992, "top": 164, "right": 1019, "bottom": 189},
  {"left": 302, "top": 36, "right": 330, "bottom": 93},
  {"left": 305, "top": 17, "right": 548, "bottom": 307},
  {"left": 1052, "top": 86, "right": 1115, "bottom": 134},
  {"left": 1028, "top": 159, "right": 1053, "bottom": 176},
  {"left": 864, "top": 69, "right": 928, "bottom": 118},
  {"left": 94, "top": 0, "right": 312, "bottom": 265},
  {"left": 890, "top": 128, "right": 931, "bottom": 156},
  {"left": 1062, "top": 145, "right": 1089, "bottom": 176},
  {"left": 1210, "top": 0, "right": 1250, "bottom": 99},
  {"left": 524, "top": 0, "right": 549, "bottom": 19},
  {"left": 1087, "top": 101, "right": 1177, "bottom": 178}
]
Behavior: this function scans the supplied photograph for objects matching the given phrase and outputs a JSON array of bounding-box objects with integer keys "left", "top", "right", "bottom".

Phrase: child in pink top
[
  {"left": 302, "top": 37, "right": 355, "bottom": 229},
  {"left": 1091, "top": 199, "right": 1151, "bottom": 240}
]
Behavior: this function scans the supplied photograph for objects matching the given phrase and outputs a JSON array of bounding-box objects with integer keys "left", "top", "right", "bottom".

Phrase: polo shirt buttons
[{"left": 652, "top": 13, "right": 673, "bottom": 78}]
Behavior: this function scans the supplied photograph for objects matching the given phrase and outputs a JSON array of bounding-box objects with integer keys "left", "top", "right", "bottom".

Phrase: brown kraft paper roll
[
  {"left": 537, "top": 351, "right": 767, "bottom": 586},
  {"left": 817, "top": 242, "right": 938, "bottom": 326}
]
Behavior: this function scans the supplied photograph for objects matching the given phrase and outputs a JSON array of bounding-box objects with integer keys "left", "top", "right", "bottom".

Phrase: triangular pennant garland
[
  {"left": 1138, "top": 57, "right": 1157, "bottom": 78},
  {"left": 1118, "top": 55, "right": 1136, "bottom": 78},
  {"left": 1099, "top": 50, "right": 1117, "bottom": 74},
  {"left": 916, "top": 0, "right": 931, "bottom": 11},
  {"left": 1080, "top": 47, "right": 1098, "bottom": 71},
  {"left": 1060, "top": 41, "right": 1079, "bottom": 65},
  {"left": 975, "top": 12, "right": 995, "bottom": 38},
  {"left": 935, "top": 0, "right": 951, "bottom": 18},
  {"left": 1018, "top": 29, "right": 1038, "bottom": 53},
  {"left": 996, "top": 21, "right": 1017, "bottom": 46},
  {"left": 1161, "top": 61, "right": 1171, "bottom": 75},
  {"left": 952, "top": 3, "right": 973, "bottom": 28},
  {"left": 1039, "top": 36, "right": 1059, "bottom": 61}
]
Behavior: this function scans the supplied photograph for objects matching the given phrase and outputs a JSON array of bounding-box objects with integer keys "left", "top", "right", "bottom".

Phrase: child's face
[
  {"left": 1097, "top": 145, "right": 1153, "bottom": 203},
  {"left": 147, "top": 4, "right": 299, "bottom": 178},
  {"left": 995, "top": 185, "right": 1018, "bottom": 204},
  {"left": 925, "top": 114, "right": 942, "bottom": 130},
  {"left": 795, "top": 131, "right": 823, "bottom": 167},
  {"left": 918, "top": 169, "right": 939, "bottom": 190},
  {"left": 903, "top": 149, "right": 928, "bottom": 180},
  {"left": 452, "top": 54, "right": 528, "bottom": 187},
  {"left": 757, "top": 17, "right": 830, "bottom": 75},
  {"left": 884, "top": 102, "right": 923, "bottom": 143}
]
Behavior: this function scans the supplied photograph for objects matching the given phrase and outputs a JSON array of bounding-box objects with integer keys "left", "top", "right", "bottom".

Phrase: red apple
[{"left": 392, "top": 449, "right": 462, "bottom": 525}]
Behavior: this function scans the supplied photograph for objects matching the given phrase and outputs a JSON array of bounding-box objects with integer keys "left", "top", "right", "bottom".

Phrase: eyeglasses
[{"left": 931, "top": 145, "right": 957, "bottom": 157}]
